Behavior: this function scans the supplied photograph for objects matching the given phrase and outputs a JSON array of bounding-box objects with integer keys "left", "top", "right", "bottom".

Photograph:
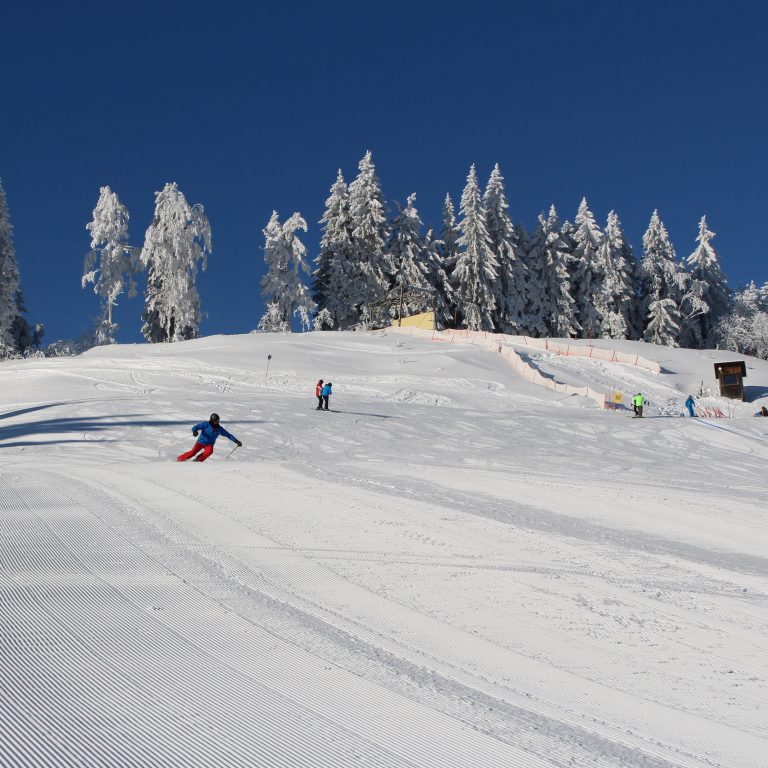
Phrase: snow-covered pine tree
[
  {"left": 0, "top": 180, "right": 21, "bottom": 354},
  {"left": 387, "top": 193, "right": 431, "bottom": 320},
  {"left": 525, "top": 206, "right": 578, "bottom": 338},
  {"left": 559, "top": 217, "right": 579, "bottom": 313},
  {"left": 314, "top": 170, "right": 355, "bottom": 329},
  {"left": 520, "top": 223, "right": 546, "bottom": 337},
  {"left": 10, "top": 290, "right": 42, "bottom": 353},
  {"left": 622, "top": 224, "right": 644, "bottom": 340},
  {"left": 422, "top": 228, "right": 453, "bottom": 329},
  {"left": 313, "top": 307, "right": 334, "bottom": 331},
  {"left": 259, "top": 215, "right": 292, "bottom": 333},
  {"left": 441, "top": 193, "right": 460, "bottom": 266},
  {"left": 680, "top": 216, "right": 730, "bottom": 348},
  {"left": 559, "top": 219, "right": 577, "bottom": 262},
  {"left": 513, "top": 221, "right": 531, "bottom": 333},
  {"left": 639, "top": 210, "right": 685, "bottom": 346},
  {"left": 482, "top": 164, "right": 527, "bottom": 333},
  {"left": 0, "top": 180, "right": 38, "bottom": 356},
  {"left": 259, "top": 211, "right": 316, "bottom": 332},
  {"left": 570, "top": 198, "right": 604, "bottom": 338},
  {"left": 452, "top": 165, "right": 498, "bottom": 331},
  {"left": 140, "top": 182, "right": 211, "bottom": 343},
  {"left": 346, "top": 151, "right": 392, "bottom": 322},
  {"left": 595, "top": 211, "right": 638, "bottom": 339},
  {"left": 82, "top": 186, "right": 138, "bottom": 344},
  {"left": 257, "top": 302, "right": 285, "bottom": 333},
  {"left": 645, "top": 298, "right": 682, "bottom": 347},
  {"left": 439, "top": 193, "right": 461, "bottom": 325}
]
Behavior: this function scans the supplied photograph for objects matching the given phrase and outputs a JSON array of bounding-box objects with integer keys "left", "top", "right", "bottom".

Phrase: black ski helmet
[{"left": 210, "top": 412, "right": 220, "bottom": 422}]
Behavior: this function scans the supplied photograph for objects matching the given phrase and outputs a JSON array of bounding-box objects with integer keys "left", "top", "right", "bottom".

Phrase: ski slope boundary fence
[
  {"left": 496, "top": 335, "right": 662, "bottom": 374},
  {"left": 384, "top": 326, "right": 622, "bottom": 408}
]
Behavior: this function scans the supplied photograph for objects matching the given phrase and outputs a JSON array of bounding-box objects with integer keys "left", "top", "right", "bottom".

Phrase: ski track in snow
[{"left": 1, "top": 331, "right": 767, "bottom": 767}]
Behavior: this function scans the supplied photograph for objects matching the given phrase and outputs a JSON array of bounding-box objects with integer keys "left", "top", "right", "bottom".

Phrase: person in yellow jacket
[{"left": 632, "top": 393, "right": 645, "bottom": 418}]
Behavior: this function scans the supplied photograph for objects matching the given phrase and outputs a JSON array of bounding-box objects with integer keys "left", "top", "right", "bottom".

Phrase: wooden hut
[{"left": 713, "top": 361, "right": 747, "bottom": 400}]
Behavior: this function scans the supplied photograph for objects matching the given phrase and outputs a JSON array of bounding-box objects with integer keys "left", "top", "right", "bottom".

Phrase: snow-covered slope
[{"left": 1, "top": 331, "right": 767, "bottom": 768}]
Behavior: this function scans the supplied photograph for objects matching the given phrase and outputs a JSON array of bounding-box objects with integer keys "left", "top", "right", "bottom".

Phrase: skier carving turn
[{"left": 177, "top": 413, "right": 242, "bottom": 462}]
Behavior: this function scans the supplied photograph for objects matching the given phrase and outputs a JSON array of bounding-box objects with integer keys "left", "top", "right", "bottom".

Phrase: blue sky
[{"left": 1, "top": 0, "right": 766, "bottom": 344}]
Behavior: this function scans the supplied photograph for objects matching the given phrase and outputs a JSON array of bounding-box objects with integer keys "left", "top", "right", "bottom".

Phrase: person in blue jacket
[
  {"left": 177, "top": 412, "right": 242, "bottom": 462},
  {"left": 684, "top": 394, "right": 696, "bottom": 417},
  {"left": 321, "top": 382, "right": 332, "bottom": 411}
]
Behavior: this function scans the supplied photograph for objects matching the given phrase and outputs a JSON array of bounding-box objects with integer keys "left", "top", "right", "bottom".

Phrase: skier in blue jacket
[
  {"left": 321, "top": 382, "right": 332, "bottom": 411},
  {"left": 684, "top": 394, "right": 696, "bottom": 417},
  {"left": 177, "top": 413, "right": 242, "bottom": 462}
]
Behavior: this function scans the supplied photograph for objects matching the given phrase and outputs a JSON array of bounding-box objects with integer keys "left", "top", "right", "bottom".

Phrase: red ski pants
[{"left": 177, "top": 442, "right": 214, "bottom": 462}]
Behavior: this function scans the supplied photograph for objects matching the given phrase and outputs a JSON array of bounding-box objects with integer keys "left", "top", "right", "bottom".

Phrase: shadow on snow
[
  {"left": 743, "top": 385, "right": 768, "bottom": 402},
  {"left": 0, "top": 415, "right": 265, "bottom": 446}
]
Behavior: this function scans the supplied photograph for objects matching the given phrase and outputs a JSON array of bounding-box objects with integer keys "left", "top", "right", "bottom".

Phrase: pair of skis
[{"left": 159, "top": 438, "right": 240, "bottom": 461}]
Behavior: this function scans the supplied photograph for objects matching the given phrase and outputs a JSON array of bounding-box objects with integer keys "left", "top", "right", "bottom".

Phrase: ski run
[{"left": 1, "top": 329, "right": 767, "bottom": 768}]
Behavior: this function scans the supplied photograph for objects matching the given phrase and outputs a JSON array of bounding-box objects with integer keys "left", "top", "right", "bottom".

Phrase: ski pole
[
  {"left": 264, "top": 354, "right": 272, "bottom": 381},
  {"left": 225, "top": 445, "right": 240, "bottom": 460}
]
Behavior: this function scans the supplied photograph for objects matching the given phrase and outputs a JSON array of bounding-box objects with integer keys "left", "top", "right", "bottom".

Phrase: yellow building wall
[{"left": 397, "top": 312, "right": 435, "bottom": 330}]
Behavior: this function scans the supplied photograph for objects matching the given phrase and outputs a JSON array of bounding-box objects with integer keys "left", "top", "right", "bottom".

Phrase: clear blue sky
[{"left": 1, "top": 0, "right": 766, "bottom": 344}]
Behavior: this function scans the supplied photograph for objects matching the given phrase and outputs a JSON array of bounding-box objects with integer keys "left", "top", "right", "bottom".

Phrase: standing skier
[
  {"left": 632, "top": 393, "right": 645, "bottom": 418},
  {"left": 177, "top": 413, "right": 242, "bottom": 462},
  {"left": 315, "top": 379, "right": 324, "bottom": 410},
  {"left": 684, "top": 394, "right": 696, "bottom": 417},
  {"left": 321, "top": 381, "right": 332, "bottom": 411}
]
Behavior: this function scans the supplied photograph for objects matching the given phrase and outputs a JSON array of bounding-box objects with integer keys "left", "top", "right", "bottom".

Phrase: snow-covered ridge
[{"left": 1, "top": 331, "right": 767, "bottom": 767}]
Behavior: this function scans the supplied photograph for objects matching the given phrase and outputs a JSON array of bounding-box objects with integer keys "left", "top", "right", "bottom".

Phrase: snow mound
[{"left": 391, "top": 389, "right": 456, "bottom": 407}]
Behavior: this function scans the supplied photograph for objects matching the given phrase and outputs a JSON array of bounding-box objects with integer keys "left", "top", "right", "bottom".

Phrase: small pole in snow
[{"left": 264, "top": 354, "right": 272, "bottom": 382}]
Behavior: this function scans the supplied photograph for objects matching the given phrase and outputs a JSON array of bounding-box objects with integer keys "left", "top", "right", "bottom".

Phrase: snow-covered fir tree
[
  {"left": 680, "top": 216, "right": 730, "bottom": 348},
  {"left": 645, "top": 298, "right": 682, "bottom": 346},
  {"left": 622, "top": 228, "right": 644, "bottom": 340},
  {"left": 140, "top": 182, "right": 211, "bottom": 343},
  {"left": 346, "top": 151, "right": 392, "bottom": 323},
  {"left": 559, "top": 219, "right": 577, "bottom": 261},
  {"left": 519, "top": 224, "right": 546, "bottom": 337},
  {"left": 713, "top": 282, "right": 768, "bottom": 359},
  {"left": 422, "top": 228, "right": 453, "bottom": 329},
  {"left": 514, "top": 219, "right": 530, "bottom": 326},
  {"left": 440, "top": 193, "right": 460, "bottom": 266},
  {"left": 257, "top": 302, "right": 284, "bottom": 333},
  {"left": 387, "top": 194, "right": 431, "bottom": 319},
  {"left": 313, "top": 307, "right": 334, "bottom": 331},
  {"left": 570, "top": 198, "right": 604, "bottom": 338},
  {"left": 639, "top": 210, "right": 685, "bottom": 346},
  {"left": 595, "top": 211, "right": 638, "bottom": 339},
  {"left": 314, "top": 170, "right": 356, "bottom": 329},
  {"left": 82, "top": 186, "right": 138, "bottom": 344},
  {"left": 0, "top": 180, "right": 38, "bottom": 355},
  {"left": 525, "top": 206, "right": 578, "bottom": 338},
  {"left": 452, "top": 165, "right": 498, "bottom": 331},
  {"left": 11, "top": 290, "right": 42, "bottom": 353},
  {"left": 0, "top": 180, "right": 21, "bottom": 353},
  {"left": 259, "top": 211, "right": 316, "bottom": 332},
  {"left": 482, "top": 164, "right": 527, "bottom": 333},
  {"left": 439, "top": 193, "right": 461, "bottom": 324}
]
